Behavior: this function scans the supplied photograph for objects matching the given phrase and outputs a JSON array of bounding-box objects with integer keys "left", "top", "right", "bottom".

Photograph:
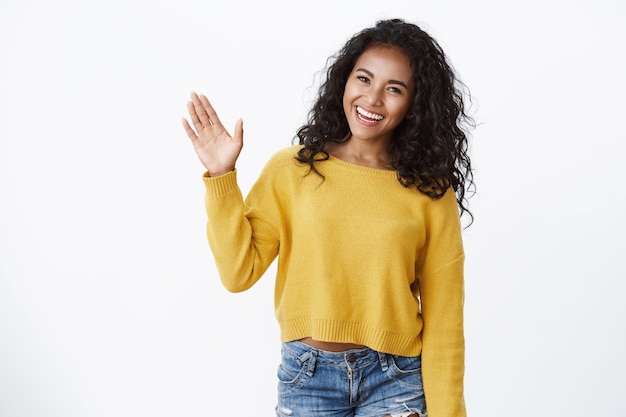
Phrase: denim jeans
[{"left": 276, "top": 340, "right": 427, "bottom": 417}]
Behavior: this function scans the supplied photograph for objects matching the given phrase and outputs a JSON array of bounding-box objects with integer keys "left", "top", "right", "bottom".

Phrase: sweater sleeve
[
  {"left": 203, "top": 169, "right": 280, "bottom": 293},
  {"left": 418, "top": 190, "right": 466, "bottom": 417}
]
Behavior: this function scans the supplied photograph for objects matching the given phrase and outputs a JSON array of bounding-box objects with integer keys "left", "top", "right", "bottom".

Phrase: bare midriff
[{"left": 299, "top": 337, "right": 367, "bottom": 352}]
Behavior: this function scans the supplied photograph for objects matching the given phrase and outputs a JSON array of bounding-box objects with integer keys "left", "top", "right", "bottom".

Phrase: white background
[{"left": 1, "top": 0, "right": 625, "bottom": 416}]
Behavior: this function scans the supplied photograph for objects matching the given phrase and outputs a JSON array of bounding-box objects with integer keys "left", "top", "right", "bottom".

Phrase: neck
[{"left": 326, "top": 137, "right": 393, "bottom": 170}]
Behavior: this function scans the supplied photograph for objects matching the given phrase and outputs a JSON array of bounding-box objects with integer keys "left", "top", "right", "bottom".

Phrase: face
[{"left": 342, "top": 45, "right": 415, "bottom": 145}]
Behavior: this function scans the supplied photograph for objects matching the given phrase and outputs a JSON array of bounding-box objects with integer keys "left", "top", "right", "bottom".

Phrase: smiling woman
[
  {"left": 336, "top": 45, "right": 415, "bottom": 168},
  {"left": 182, "top": 18, "right": 474, "bottom": 417},
  {"left": 2, "top": 1, "right": 625, "bottom": 416}
]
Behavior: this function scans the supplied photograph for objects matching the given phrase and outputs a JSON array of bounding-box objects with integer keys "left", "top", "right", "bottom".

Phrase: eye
[
  {"left": 357, "top": 75, "right": 370, "bottom": 84},
  {"left": 387, "top": 86, "right": 403, "bottom": 94}
]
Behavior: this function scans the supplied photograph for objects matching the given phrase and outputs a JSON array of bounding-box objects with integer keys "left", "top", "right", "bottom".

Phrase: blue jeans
[{"left": 276, "top": 341, "right": 427, "bottom": 417}]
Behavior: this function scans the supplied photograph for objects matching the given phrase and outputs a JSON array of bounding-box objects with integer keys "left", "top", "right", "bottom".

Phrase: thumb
[{"left": 233, "top": 118, "right": 244, "bottom": 144}]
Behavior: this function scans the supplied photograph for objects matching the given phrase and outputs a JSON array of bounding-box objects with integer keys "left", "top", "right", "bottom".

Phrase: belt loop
[
  {"left": 305, "top": 349, "right": 317, "bottom": 377},
  {"left": 298, "top": 349, "right": 318, "bottom": 377},
  {"left": 378, "top": 351, "right": 389, "bottom": 372},
  {"left": 296, "top": 350, "right": 309, "bottom": 366}
]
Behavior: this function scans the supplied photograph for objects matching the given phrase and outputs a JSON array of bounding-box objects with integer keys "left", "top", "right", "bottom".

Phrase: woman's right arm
[
  {"left": 183, "top": 92, "right": 280, "bottom": 292},
  {"left": 202, "top": 171, "right": 280, "bottom": 292}
]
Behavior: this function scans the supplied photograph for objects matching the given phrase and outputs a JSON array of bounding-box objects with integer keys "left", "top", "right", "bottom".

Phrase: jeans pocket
[
  {"left": 389, "top": 354, "right": 421, "bottom": 374},
  {"left": 277, "top": 346, "right": 315, "bottom": 396},
  {"left": 277, "top": 355, "right": 305, "bottom": 385},
  {"left": 387, "top": 354, "right": 424, "bottom": 388}
]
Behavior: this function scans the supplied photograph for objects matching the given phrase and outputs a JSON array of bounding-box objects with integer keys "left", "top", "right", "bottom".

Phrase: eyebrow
[{"left": 356, "top": 68, "right": 409, "bottom": 89}]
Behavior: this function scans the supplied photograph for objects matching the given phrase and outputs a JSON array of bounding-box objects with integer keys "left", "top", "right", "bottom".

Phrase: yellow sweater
[{"left": 203, "top": 145, "right": 466, "bottom": 417}]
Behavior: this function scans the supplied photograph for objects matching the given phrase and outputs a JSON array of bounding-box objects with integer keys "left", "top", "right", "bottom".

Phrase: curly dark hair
[{"left": 295, "top": 18, "right": 475, "bottom": 222}]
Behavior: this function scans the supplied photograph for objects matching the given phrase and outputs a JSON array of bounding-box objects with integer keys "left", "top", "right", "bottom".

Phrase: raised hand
[{"left": 182, "top": 92, "right": 243, "bottom": 176}]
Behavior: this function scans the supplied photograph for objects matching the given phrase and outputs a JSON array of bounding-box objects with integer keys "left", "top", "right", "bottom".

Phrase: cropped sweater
[{"left": 203, "top": 145, "right": 466, "bottom": 417}]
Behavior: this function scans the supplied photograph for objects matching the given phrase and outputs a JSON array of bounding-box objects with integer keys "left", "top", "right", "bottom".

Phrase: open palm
[{"left": 182, "top": 92, "right": 243, "bottom": 176}]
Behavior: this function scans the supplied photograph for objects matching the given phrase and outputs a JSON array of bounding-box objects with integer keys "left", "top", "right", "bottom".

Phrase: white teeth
[{"left": 356, "top": 106, "right": 383, "bottom": 121}]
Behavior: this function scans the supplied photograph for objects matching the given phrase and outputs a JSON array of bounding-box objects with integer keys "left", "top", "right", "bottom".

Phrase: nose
[{"left": 365, "top": 87, "right": 383, "bottom": 106}]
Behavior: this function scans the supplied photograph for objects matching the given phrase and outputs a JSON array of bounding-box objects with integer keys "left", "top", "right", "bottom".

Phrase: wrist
[{"left": 208, "top": 168, "right": 234, "bottom": 177}]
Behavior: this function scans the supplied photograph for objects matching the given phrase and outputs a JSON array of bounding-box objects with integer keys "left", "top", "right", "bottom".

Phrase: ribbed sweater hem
[{"left": 280, "top": 317, "right": 423, "bottom": 357}]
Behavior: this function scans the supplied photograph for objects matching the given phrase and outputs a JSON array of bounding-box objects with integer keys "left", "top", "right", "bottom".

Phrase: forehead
[{"left": 352, "top": 46, "right": 413, "bottom": 78}]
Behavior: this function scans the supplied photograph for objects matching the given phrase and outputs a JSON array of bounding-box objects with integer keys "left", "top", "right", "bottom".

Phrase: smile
[{"left": 356, "top": 106, "right": 384, "bottom": 122}]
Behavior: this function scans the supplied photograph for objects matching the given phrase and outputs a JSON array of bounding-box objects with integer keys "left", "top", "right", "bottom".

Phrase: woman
[{"left": 182, "top": 18, "right": 473, "bottom": 417}]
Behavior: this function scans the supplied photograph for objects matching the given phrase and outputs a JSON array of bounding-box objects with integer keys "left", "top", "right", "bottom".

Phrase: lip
[{"left": 354, "top": 105, "right": 384, "bottom": 125}]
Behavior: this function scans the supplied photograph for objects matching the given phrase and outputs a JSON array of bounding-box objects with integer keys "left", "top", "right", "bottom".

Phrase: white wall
[{"left": 1, "top": 0, "right": 624, "bottom": 416}]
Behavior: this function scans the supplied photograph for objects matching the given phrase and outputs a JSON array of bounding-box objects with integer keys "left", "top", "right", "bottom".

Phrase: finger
[
  {"left": 198, "top": 94, "right": 224, "bottom": 129},
  {"left": 186, "top": 101, "right": 204, "bottom": 132},
  {"left": 190, "top": 91, "right": 212, "bottom": 128},
  {"left": 181, "top": 117, "right": 198, "bottom": 141}
]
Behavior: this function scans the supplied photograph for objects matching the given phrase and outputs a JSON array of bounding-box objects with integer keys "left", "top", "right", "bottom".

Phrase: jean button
[{"left": 347, "top": 354, "right": 357, "bottom": 363}]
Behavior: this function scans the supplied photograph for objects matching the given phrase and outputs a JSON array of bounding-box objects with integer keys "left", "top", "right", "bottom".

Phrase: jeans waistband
[{"left": 282, "top": 340, "right": 390, "bottom": 371}]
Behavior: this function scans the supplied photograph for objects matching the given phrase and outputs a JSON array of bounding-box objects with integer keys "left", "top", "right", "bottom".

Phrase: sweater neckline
[{"left": 326, "top": 153, "right": 398, "bottom": 178}]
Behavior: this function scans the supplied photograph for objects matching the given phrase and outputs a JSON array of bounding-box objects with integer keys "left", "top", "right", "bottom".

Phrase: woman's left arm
[{"left": 418, "top": 190, "right": 466, "bottom": 417}]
